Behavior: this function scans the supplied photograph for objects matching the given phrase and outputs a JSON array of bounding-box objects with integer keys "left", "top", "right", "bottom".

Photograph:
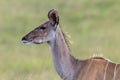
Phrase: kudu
[{"left": 22, "top": 9, "right": 120, "bottom": 80}]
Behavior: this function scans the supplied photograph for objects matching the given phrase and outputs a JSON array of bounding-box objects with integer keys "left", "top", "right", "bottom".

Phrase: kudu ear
[{"left": 48, "top": 9, "right": 59, "bottom": 26}]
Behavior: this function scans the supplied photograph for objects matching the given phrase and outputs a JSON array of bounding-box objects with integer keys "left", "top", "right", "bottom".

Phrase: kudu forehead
[
  {"left": 24, "top": 21, "right": 51, "bottom": 39},
  {"left": 34, "top": 21, "right": 50, "bottom": 30}
]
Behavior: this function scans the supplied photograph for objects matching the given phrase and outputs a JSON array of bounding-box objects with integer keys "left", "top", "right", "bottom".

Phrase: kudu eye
[{"left": 40, "top": 26, "right": 46, "bottom": 30}]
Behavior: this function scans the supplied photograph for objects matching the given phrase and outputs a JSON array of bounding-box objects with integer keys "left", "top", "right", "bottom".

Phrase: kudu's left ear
[{"left": 48, "top": 9, "right": 59, "bottom": 26}]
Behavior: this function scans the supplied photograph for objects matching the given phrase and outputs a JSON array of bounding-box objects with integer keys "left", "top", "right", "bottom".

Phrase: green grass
[{"left": 0, "top": 0, "right": 120, "bottom": 80}]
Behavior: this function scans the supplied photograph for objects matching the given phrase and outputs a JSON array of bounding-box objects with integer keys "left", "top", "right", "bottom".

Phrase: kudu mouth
[
  {"left": 22, "top": 37, "right": 44, "bottom": 44},
  {"left": 22, "top": 37, "right": 33, "bottom": 45}
]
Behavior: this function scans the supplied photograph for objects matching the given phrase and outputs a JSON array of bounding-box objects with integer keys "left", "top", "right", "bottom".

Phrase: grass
[{"left": 0, "top": 0, "right": 120, "bottom": 79}]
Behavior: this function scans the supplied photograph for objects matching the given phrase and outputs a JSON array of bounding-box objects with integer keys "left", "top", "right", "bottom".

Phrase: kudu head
[{"left": 22, "top": 9, "right": 59, "bottom": 44}]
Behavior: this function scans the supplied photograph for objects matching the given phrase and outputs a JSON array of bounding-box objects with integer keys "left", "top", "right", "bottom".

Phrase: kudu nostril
[{"left": 22, "top": 37, "right": 27, "bottom": 41}]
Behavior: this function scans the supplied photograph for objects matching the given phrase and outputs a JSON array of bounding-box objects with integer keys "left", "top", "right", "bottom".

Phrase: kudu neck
[
  {"left": 48, "top": 26, "right": 72, "bottom": 56},
  {"left": 48, "top": 26, "right": 76, "bottom": 79}
]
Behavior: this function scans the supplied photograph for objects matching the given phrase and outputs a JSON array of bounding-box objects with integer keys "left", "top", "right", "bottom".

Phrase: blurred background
[{"left": 0, "top": 0, "right": 120, "bottom": 80}]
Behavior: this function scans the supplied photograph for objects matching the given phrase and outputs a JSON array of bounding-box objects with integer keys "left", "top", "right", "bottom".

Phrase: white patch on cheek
[{"left": 38, "top": 40, "right": 43, "bottom": 43}]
